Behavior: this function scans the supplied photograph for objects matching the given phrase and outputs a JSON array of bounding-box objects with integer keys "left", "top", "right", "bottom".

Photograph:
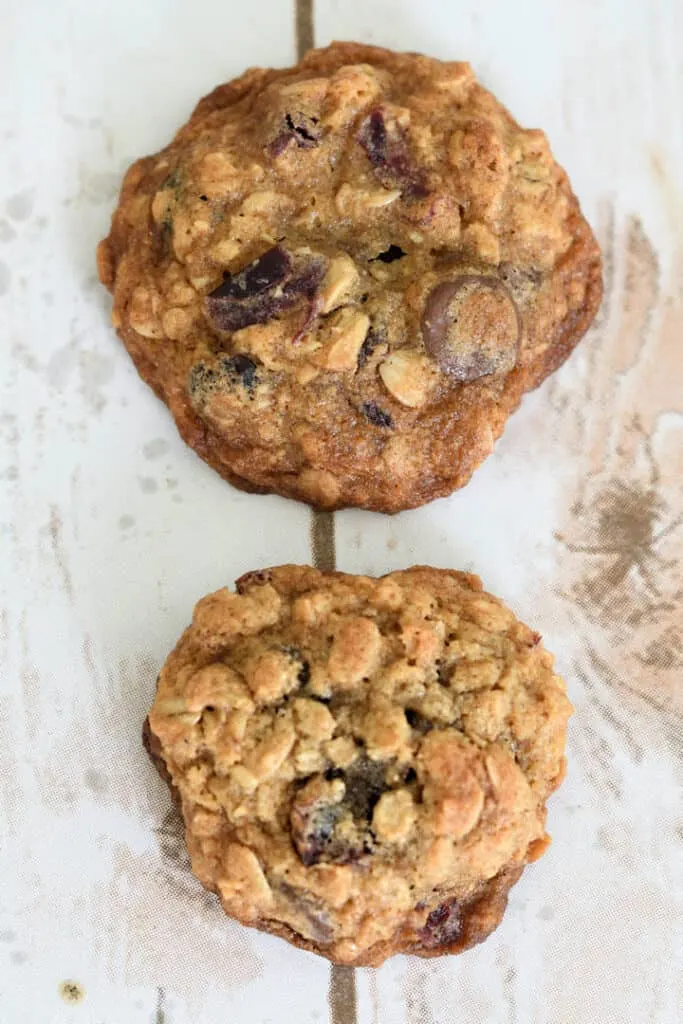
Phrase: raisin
[
  {"left": 358, "top": 108, "right": 428, "bottom": 199},
  {"left": 360, "top": 401, "right": 393, "bottom": 428},
  {"left": 419, "top": 897, "right": 463, "bottom": 948},
  {"left": 205, "top": 246, "right": 326, "bottom": 332}
]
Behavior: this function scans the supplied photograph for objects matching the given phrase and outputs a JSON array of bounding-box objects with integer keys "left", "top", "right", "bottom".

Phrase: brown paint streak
[
  {"left": 48, "top": 505, "right": 74, "bottom": 601},
  {"left": 551, "top": 206, "right": 683, "bottom": 717}
]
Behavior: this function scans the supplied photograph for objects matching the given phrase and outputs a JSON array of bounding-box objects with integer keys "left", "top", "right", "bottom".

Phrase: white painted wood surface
[{"left": 1, "top": 2, "right": 681, "bottom": 1022}]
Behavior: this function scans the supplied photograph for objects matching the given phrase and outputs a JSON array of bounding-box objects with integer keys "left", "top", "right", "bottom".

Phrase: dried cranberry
[
  {"left": 419, "top": 898, "right": 463, "bottom": 948},
  {"left": 205, "top": 246, "right": 326, "bottom": 332},
  {"left": 268, "top": 113, "right": 320, "bottom": 156},
  {"left": 358, "top": 108, "right": 428, "bottom": 199}
]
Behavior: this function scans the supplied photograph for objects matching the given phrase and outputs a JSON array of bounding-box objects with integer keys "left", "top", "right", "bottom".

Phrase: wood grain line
[
  {"left": 328, "top": 964, "right": 358, "bottom": 1024},
  {"left": 295, "top": 0, "right": 314, "bottom": 58},
  {"left": 311, "top": 510, "right": 336, "bottom": 573},
  {"left": 296, "top": 4, "right": 355, "bottom": 1021}
]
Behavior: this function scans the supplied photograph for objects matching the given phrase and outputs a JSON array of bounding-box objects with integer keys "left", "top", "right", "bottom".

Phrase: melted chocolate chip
[
  {"left": 421, "top": 275, "right": 521, "bottom": 381},
  {"left": 372, "top": 245, "right": 407, "bottom": 264},
  {"left": 358, "top": 108, "right": 428, "bottom": 199},
  {"left": 205, "top": 246, "right": 326, "bottom": 332},
  {"left": 361, "top": 401, "right": 393, "bottom": 428},
  {"left": 419, "top": 897, "right": 463, "bottom": 948}
]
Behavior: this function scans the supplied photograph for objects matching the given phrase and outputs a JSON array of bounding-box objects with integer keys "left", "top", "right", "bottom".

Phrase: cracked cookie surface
[
  {"left": 98, "top": 42, "right": 602, "bottom": 512},
  {"left": 146, "top": 565, "right": 571, "bottom": 965}
]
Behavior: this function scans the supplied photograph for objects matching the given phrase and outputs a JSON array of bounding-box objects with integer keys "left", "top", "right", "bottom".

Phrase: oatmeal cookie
[
  {"left": 145, "top": 565, "right": 571, "bottom": 965},
  {"left": 98, "top": 42, "right": 602, "bottom": 512}
]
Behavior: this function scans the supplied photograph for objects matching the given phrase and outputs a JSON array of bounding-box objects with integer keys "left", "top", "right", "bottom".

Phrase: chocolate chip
[
  {"left": 343, "top": 757, "right": 387, "bottom": 822},
  {"left": 358, "top": 108, "right": 428, "bottom": 199},
  {"left": 405, "top": 708, "right": 432, "bottom": 733},
  {"left": 290, "top": 759, "right": 387, "bottom": 867},
  {"left": 421, "top": 275, "right": 521, "bottom": 381},
  {"left": 280, "top": 645, "right": 311, "bottom": 686},
  {"left": 361, "top": 401, "right": 393, "bottom": 428},
  {"left": 222, "top": 354, "right": 258, "bottom": 391},
  {"left": 372, "top": 245, "right": 406, "bottom": 264},
  {"left": 419, "top": 898, "right": 463, "bottom": 948},
  {"left": 268, "top": 113, "right": 320, "bottom": 156},
  {"left": 357, "top": 327, "right": 384, "bottom": 369},
  {"left": 298, "top": 661, "right": 311, "bottom": 685},
  {"left": 205, "top": 246, "right": 326, "bottom": 332}
]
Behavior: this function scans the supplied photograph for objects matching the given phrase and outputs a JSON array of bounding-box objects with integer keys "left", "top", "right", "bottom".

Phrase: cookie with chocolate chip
[
  {"left": 98, "top": 42, "right": 601, "bottom": 512},
  {"left": 145, "top": 565, "right": 571, "bottom": 966}
]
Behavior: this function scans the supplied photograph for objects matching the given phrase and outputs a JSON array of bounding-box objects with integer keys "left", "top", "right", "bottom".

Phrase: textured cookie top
[
  {"left": 148, "top": 566, "right": 571, "bottom": 964},
  {"left": 99, "top": 42, "right": 601, "bottom": 512}
]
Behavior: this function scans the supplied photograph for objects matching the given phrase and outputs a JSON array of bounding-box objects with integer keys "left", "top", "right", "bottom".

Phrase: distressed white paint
[{"left": 1, "top": 1, "right": 682, "bottom": 1022}]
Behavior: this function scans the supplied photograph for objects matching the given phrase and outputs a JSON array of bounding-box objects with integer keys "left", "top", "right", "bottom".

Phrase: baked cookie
[
  {"left": 98, "top": 42, "right": 602, "bottom": 512},
  {"left": 145, "top": 565, "right": 571, "bottom": 966}
]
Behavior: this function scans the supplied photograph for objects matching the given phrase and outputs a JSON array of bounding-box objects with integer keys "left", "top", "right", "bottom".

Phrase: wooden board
[{"left": 1, "top": 1, "right": 681, "bottom": 1021}]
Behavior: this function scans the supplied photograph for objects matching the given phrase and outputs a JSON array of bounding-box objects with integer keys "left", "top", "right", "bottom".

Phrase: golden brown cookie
[
  {"left": 145, "top": 565, "right": 571, "bottom": 965},
  {"left": 98, "top": 42, "right": 601, "bottom": 512}
]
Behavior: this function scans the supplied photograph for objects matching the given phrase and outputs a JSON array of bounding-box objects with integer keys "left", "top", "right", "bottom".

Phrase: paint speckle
[
  {"left": 118, "top": 514, "right": 135, "bottom": 530},
  {"left": 0, "top": 260, "right": 10, "bottom": 296},
  {"left": 58, "top": 980, "right": 85, "bottom": 1004},
  {"left": 6, "top": 189, "right": 34, "bottom": 221},
  {"left": 538, "top": 904, "right": 555, "bottom": 921},
  {"left": 79, "top": 349, "right": 114, "bottom": 412},
  {"left": 84, "top": 770, "right": 108, "bottom": 794},
  {"left": 10, "top": 950, "right": 27, "bottom": 964},
  {"left": 139, "top": 476, "right": 158, "bottom": 494},
  {"left": 143, "top": 438, "right": 170, "bottom": 460}
]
